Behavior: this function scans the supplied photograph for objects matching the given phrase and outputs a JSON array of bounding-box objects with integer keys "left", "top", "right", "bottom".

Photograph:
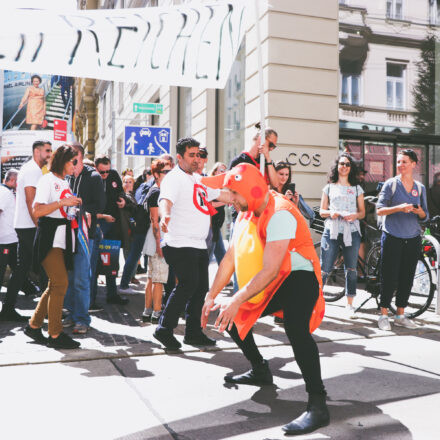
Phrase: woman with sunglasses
[
  {"left": 376, "top": 149, "right": 428, "bottom": 330},
  {"left": 319, "top": 153, "right": 365, "bottom": 318},
  {"left": 24, "top": 145, "right": 82, "bottom": 349}
]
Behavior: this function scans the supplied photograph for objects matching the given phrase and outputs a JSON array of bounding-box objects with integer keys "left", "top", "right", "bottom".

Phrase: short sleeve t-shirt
[
  {"left": 14, "top": 159, "right": 43, "bottom": 228},
  {"left": 0, "top": 185, "right": 18, "bottom": 244},
  {"left": 34, "top": 173, "right": 73, "bottom": 249},
  {"left": 266, "top": 210, "right": 313, "bottom": 272},
  {"left": 159, "top": 166, "right": 220, "bottom": 249},
  {"left": 323, "top": 183, "right": 364, "bottom": 233}
]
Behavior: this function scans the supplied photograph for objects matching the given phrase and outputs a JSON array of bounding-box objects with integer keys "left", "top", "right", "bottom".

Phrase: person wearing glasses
[
  {"left": 376, "top": 149, "right": 428, "bottom": 330},
  {"left": 0, "top": 141, "right": 52, "bottom": 322},
  {"left": 92, "top": 155, "right": 128, "bottom": 306},
  {"left": 142, "top": 159, "right": 171, "bottom": 323},
  {"left": 62, "top": 142, "right": 104, "bottom": 334},
  {"left": 24, "top": 145, "right": 82, "bottom": 349},
  {"left": 319, "top": 154, "right": 365, "bottom": 318}
]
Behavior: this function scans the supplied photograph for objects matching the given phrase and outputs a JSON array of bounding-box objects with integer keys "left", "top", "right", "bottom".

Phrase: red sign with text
[{"left": 53, "top": 119, "right": 67, "bottom": 141}]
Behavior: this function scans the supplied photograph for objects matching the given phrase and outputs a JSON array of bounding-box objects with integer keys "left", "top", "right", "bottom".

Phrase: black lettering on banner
[
  {"left": 286, "top": 152, "right": 297, "bottom": 166},
  {"left": 167, "top": 9, "right": 200, "bottom": 75},
  {"left": 60, "top": 15, "right": 101, "bottom": 66},
  {"left": 299, "top": 153, "right": 311, "bottom": 166},
  {"left": 133, "top": 14, "right": 151, "bottom": 68},
  {"left": 14, "top": 34, "right": 25, "bottom": 61},
  {"left": 105, "top": 17, "right": 138, "bottom": 69},
  {"left": 195, "top": 6, "right": 213, "bottom": 79},
  {"left": 312, "top": 153, "right": 321, "bottom": 167},
  {"left": 216, "top": 4, "right": 233, "bottom": 81},
  {"left": 151, "top": 13, "right": 168, "bottom": 70},
  {"left": 31, "top": 33, "right": 44, "bottom": 62}
]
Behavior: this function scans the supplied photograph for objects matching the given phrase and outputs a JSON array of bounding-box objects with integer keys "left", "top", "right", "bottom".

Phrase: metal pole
[{"left": 254, "top": 0, "right": 266, "bottom": 176}]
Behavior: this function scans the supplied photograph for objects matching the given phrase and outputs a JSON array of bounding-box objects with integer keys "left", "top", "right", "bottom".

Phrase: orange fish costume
[{"left": 201, "top": 163, "right": 325, "bottom": 340}]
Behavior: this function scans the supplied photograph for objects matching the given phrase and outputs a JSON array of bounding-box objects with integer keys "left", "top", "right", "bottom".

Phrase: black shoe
[
  {"left": 0, "top": 309, "right": 29, "bottom": 322},
  {"left": 24, "top": 325, "right": 48, "bottom": 345},
  {"left": 151, "top": 313, "right": 161, "bottom": 324},
  {"left": 47, "top": 332, "right": 81, "bottom": 349},
  {"left": 274, "top": 316, "right": 284, "bottom": 324},
  {"left": 89, "top": 302, "right": 104, "bottom": 312},
  {"left": 136, "top": 265, "right": 147, "bottom": 274},
  {"left": 184, "top": 332, "right": 216, "bottom": 346},
  {"left": 142, "top": 313, "right": 152, "bottom": 323},
  {"left": 153, "top": 329, "right": 181, "bottom": 350},
  {"left": 224, "top": 359, "right": 273, "bottom": 385},
  {"left": 282, "top": 394, "right": 330, "bottom": 435},
  {"left": 107, "top": 295, "right": 129, "bottom": 305}
]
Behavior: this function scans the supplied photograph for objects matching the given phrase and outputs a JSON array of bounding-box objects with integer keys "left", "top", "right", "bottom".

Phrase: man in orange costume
[{"left": 201, "top": 163, "right": 329, "bottom": 436}]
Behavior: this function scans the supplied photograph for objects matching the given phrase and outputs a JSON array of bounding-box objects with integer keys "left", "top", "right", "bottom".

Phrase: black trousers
[
  {"left": 3, "top": 228, "right": 37, "bottom": 310},
  {"left": 158, "top": 245, "right": 209, "bottom": 336},
  {"left": 380, "top": 232, "right": 421, "bottom": 309},
  {"left": 227, "top": 270, "right": 326, "bottom": 395},
  {"left": 0, "top": 243, "right": 17, "bottom": 297}
]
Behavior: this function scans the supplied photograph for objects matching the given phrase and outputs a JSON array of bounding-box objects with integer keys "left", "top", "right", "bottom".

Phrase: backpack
[{"left": 377, "top": 177, "right": 422, "bottom": 228}]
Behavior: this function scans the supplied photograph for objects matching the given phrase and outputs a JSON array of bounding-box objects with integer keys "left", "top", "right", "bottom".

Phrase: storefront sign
[
  {"left": 285, "top": 152, "right": 321, "bottom": 167},
  {"left": 0, "top": 2, "right": 245, "bottom": 88}
]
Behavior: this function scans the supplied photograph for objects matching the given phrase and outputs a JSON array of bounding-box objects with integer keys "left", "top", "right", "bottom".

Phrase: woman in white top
[
  {"left": 25, "top": 145, "right": 82, "bottom": 349},
  {"left": 319, "top": 153, "right": 365, "bottom": 317}
]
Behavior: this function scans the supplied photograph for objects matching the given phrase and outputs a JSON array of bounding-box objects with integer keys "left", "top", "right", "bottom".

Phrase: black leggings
[{"left": 227, "top": 270, "right": 326, "bottom": 395}]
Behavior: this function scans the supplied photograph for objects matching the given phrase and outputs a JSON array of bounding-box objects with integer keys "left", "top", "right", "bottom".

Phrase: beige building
[{"left": 74, "top": 0, "right": 339, "bottom": 205}]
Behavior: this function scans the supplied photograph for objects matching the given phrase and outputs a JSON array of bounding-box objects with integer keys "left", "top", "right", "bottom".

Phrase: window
[
  {"left": 341, "top": 73, "right": 360, "bottom": 105},
  {"left": 386, "top": 0, "right": 403, "bottom": 20},
  {"left": 429, "top": 0, "right": 440, "bottom": 24},
  {"left": 386, "top": 63, "right": 406, "bottom": 109}
]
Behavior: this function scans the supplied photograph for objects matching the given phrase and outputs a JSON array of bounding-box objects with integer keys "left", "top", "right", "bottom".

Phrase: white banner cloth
[{"left": 0, "top": 2, "right": 245, "bottom": 88}]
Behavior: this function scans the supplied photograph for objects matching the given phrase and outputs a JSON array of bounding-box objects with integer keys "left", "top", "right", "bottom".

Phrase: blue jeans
[
  {"left": 89, "top": 228, "right": 102, "bottom": 305},
  {"left": 64, "top": 237, "right": 93, "bottom": 326},
  {"left": 320, "top": 229, "right": 361, "bottom": 297},
  {"left": 120, "top": 232, "right": 147, "bottom": 288},
  {"left": 208, "top": 231, "right": 226, "bottom": 265}
]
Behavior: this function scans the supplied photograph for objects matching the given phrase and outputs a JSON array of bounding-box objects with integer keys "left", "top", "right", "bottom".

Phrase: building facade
[{"left": 74, "top": 0, "right": 339, "bottom": 205}]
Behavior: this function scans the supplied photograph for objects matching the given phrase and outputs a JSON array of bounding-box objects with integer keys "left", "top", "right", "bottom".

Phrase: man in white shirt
[
  {"left": 0, "top": 169, "right": 28, "bottom": 321},
  {"left": 153, "top": 137, "right": 230, "bottom": 350},
  {"left": 4, "top": 141, "right": 52, "bottom": 320}
]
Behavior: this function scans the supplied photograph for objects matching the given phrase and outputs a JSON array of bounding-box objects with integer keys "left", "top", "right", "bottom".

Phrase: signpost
[
  {"left": 133, "top": 103, "right": 163, "bottom": 115},
  {"left": 124, "top": 125, "right": 171, "bottom": 157}
]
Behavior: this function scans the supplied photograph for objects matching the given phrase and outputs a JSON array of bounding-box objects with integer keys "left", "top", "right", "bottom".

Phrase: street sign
[
  {"left": 124, "top": 126, "right": 171, "bottom": 157},
  {"left": 133, "top": 102, "right": 163, "bottom": 114}
]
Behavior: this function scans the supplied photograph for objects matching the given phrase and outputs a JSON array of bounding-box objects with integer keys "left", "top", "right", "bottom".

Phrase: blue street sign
[{"left": 124, "top": 126, "right": 171, "bottom": 157}]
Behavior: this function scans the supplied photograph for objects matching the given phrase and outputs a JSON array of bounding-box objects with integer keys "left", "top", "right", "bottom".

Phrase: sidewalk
[{"left": 1, "top": 270, "right": 440, "bottom": 439}]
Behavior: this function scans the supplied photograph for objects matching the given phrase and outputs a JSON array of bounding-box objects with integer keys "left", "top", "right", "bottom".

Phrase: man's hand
[
  {"left": 399, "top": 203, "right": 414, "bottom": 214},
  {"left": 61, "top": 196, "right": 82, "bottom": 207},
  {"left": 258, "top": 142, "right": 271, "bottom": 161},
  {"left": 116, "top": 197, "right": 126, "bottom": 209},
  {"left": 214, "top": 297, "right": 241, "bottom": 333},
  {"left": 85, "top": 212, "right": 92, "bottom": 227},
  {"left": 201, "top": 295, "right": 219, "bottom": 328},
  {"left": 104, "top": 214, "right": 116, "bottom": 223},
  {"left": 160, "top": 215, "right": 171, "bottom": 232},
  {"left": 156, "top": 247, "right": 164, "bottom": 259}
]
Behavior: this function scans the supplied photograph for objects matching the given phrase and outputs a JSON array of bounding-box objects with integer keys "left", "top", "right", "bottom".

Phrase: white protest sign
[{"left": 0, "top": 2, "right": 246, "bottom": 89}]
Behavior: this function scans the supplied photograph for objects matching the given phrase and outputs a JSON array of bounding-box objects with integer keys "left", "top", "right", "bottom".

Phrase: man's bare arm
[
  {"left": 159, "top": 198, "right": 173, "bottom": 232},
  {"left": 24, "top": 186, "right": 37, "bottom": 226}
]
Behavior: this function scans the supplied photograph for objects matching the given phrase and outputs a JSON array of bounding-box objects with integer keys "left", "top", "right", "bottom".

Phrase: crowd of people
[{"left": 0, "top": 124, "right": 432, "bottom": 435}]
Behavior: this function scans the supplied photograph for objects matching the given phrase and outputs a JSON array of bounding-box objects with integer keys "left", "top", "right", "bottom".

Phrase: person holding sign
[
  {"left": 200, "top": 163, "right": 329, "bottom": 436},
  {"left": 24, "top": 145, "right": 82, "bottom": 349}
]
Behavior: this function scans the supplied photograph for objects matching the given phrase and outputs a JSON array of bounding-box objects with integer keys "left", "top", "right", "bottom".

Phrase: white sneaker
[
  {"left": 345, "top": 305, "right": 357, "bottom": 319},
  {"left": 394, "top": 315, "right": 417, "bottom": 329},
  {"left": 378, "top": 315, "right": 391, "bottom": 331}
]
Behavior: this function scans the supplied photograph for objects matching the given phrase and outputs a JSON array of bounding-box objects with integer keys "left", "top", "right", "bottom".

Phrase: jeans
[
  {"left": 320, "top": 229, "right": 361, "bottom": 297},
  {"left": 120, "top": 232, "right": 147, "bottom": 288},
  {"left": 227, "top": 271, "right": 326, "bottom": 395},
  {"left": 64, "top": 237, "right": 93, "bottom": 326},
  {"left": 208, "top": 231, "right": 227, "bottom": 265},
  {"left": 89, "top": 228, "right": 102, "bottom": 305},
  {"left": 380, "top": 232, "right": 421, "bottom": 309},
  {"left": 158, "top": 246, "right": 209, "bottom": 336},
  {"left": 5, "top": 228, "right": 36, "bottom": 310}
]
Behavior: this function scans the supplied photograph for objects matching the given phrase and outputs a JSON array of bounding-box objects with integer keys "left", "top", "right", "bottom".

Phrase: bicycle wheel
[
  {"left": 322, "top": 253, "right": 346, "bottom": 302},
  {"left": 364, "top": 242, "right": 382, "bottom": 303},
  {"left": 389, "top": 256, "right": 435, "bottom": 318}
]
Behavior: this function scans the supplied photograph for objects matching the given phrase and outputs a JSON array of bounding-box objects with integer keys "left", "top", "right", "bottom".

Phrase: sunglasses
[
  {"left": 338, "top": 161, "right": 351, "bottom": 167},
  {"left": 269, "top": 142, "right": 277, "bottom": 150},
  {"left": 99, "top": 170, "right": 110, "bottom": 175},
  {"left": 197, "top": 153, "right": 208, "bottom": 159},
  {"left": 160, "top": 169, "right": 171, "bottom": 174},
  {"left": 71, "top": 159, "right": 78, "bottom": 166}
]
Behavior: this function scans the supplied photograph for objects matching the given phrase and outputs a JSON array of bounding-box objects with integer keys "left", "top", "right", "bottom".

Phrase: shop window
[
  {"left": 429, "top": 0, "right": 440, "bottom": 24},
  {"left": 387, "top": 0, "right": 403, "bottom": 20},
  {"left": 341, "top": 74, "right": 360, "bottom": 105},
  {"left": 364, "top": 142, "right": 394, "bottom": 190},
  {"left": 340, "top": 139, "right": 362, "bottom": 161},
  {"left": 387, "top": 63, "right": 406, "bottom": 110},
  {"left": 429, "top": 145, "right": 440, "bottom": 185}
]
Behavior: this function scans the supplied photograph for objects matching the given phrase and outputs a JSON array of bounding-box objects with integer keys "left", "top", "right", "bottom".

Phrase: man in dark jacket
[
  {"left": 92, "top": 155, "right": 129, "bottom": 306},
  {"left": 63, "top": 143, "right": 105, "bottom": 333}
]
